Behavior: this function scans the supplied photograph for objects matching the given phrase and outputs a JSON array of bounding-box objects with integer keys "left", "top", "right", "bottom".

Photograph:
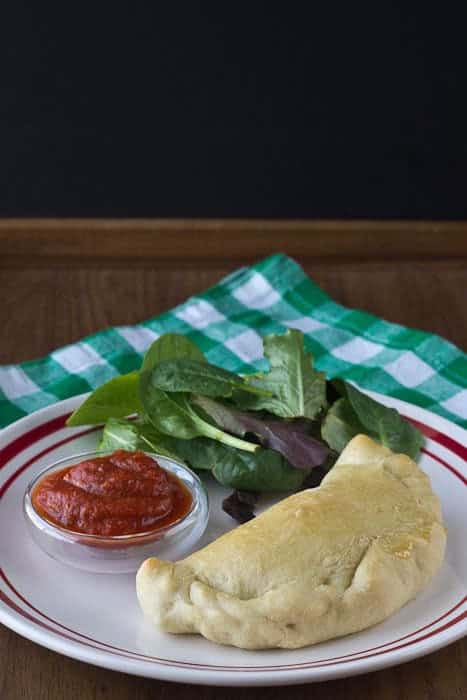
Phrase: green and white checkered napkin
[{"left": 1, "top": 254, "right": 466, "bottom": 430}]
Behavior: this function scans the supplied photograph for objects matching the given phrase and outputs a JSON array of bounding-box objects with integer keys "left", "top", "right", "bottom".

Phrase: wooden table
[{"left": 0, "top": 220, "right": 466, "bottom": 700}]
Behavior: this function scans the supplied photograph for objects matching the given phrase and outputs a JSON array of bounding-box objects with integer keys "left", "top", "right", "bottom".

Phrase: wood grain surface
[
  {"left": 0, "top": 221, "right": 466, "bottom": 700},
  {"left": 1, "top": 219, "right": 467, "bottom": 265}
]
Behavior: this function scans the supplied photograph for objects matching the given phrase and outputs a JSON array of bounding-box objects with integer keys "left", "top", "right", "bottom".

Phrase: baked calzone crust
[{"left": 136, "top": 435, "right": 446, "bottom": 649}]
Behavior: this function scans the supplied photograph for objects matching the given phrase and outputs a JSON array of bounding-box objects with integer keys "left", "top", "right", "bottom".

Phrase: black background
[{"left": 2, "top": 5, "right": 466, "bottom": 218}]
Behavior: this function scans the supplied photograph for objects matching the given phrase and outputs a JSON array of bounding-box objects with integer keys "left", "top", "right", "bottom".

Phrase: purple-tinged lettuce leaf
[
  {"left": 222, "top": 490, "right": 259, "bottom": 523},
  {"left": 193, "top": 395, "right": 331, "bottom": 470}
]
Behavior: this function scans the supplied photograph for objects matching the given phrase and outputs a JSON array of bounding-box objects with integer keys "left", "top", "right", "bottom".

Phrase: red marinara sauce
[{"left": 32, "top": 450, "right": 192, "bottom": 537}]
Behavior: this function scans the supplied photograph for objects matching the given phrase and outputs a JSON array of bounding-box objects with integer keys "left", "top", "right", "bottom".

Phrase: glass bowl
[{"left": 23, "top": 451, "right": 209, "bottom": 574}]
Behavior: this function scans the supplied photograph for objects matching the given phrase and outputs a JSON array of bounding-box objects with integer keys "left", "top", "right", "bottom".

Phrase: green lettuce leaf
[
  {"left": 140, "top": 372, "right": 259, "bottom": 453},
  {"left": 329, "top": 381, "right": 424, "bottom": 459},
  {"left": 233, "top": 329, "right": 327, "bottom": 419},
  {"left": 67, "top": 372, "right": 142, "bottom": 426},
  {"left": 142, "top": 333, "right": 205, "bottom": 371},
  {"left": 321, "top": 398, "right": 365, "bottom": 452}
]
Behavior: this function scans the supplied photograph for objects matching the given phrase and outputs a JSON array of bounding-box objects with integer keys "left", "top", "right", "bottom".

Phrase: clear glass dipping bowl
[{"left": 23, "top": 451, "right": 209, "bottom": 574}]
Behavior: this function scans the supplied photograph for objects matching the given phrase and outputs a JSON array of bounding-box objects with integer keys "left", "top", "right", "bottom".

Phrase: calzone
[{"left": 136, "top": 435, "right": 446, "bottom": 649}]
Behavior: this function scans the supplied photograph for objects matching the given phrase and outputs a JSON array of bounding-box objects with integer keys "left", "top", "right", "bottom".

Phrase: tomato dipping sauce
[{"left": 32, "top": 450, "right": 193, "bottom": 537}]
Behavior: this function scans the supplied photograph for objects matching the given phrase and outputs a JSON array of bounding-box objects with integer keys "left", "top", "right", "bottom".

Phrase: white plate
[{"left": 0, "top": 393, "right": 465, "bottom": 686}]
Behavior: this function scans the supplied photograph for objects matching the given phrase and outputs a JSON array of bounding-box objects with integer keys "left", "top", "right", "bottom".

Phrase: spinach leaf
[
  {"left": 193, "top": 395, "right": 331, "bottom": 469},
  {"left": 140, "top": 372, "right": 259, "bottom": 453},
  {"left": 98, "top": 417, "right": 184, "bottom": 461},
  {"left": 377, "top": 409, "right": 424, "bottom": 458},
  {"left": 161, "top": 436, "right": 220, "bottom": 470},
  {"left": 211, "top": 443, "right": 306, "bottom": 492},
  {"left": 330, "top": 381, "right": 424, "bottom": 459},
  {"left": 142, "top": 333, "right": 205, "bottom": 371},
  {"left": 150, "top": 358, "right": 272, "bottom": 398},
  {"left": 233, "top": 329, "right": 327, "bottom": 420},
  {"left": 66, "top": 372, "right": 142, "bottom": 426},
  {"left": 321, "top": 398, "right": 365, "bottom": 452},
  {"left": 67, "top": 334, "right": 204, "bottom": 427}
]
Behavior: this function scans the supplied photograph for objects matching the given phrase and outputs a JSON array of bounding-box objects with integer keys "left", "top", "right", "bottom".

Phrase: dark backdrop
[{"left": 2, "top": 5, "right": 466, "bottom": 218}]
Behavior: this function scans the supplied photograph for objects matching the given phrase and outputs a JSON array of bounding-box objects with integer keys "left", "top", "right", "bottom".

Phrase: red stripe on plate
[
  {"left": 0, "top": 587, "right": 155, "bottom": 666},
  {"left": 422, "top": 448, "right": 467, "bottom": 485},
  {"left": 2, "top": 565, "right": 465, "bottom": 670},
  {"left": 0, "top": 414, "right": 70, "bottom": 465},
  {"left": 406, "top": 417, "right": 467, "bottom": 461},
  {"left": 0, "top": 588, "right": 101, "bottom": 649},
  {"left": 1, "top": 577, "right": 465, "bottom": 672},
  {"left": 311, "top": 611, "right": 466, "bottom": 671},
  {"left": 0, "top": 425, "right": 99, "bottom": 498}
]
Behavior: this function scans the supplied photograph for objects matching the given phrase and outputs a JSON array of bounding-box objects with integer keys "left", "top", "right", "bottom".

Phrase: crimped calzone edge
[{"left": 136, "top": 434, "right": 446, "bottom": 649}]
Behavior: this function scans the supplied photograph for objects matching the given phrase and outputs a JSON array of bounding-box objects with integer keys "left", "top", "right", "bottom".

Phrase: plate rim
[{"left": 1, "top": 392, "right": 466, "bottom": 686}]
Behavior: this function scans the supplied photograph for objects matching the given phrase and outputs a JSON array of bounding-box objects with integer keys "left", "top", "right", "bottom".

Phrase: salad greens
[
  {"left": 98, "top": 417, "right": 182, "bottom": 461},
  {"left": 330, "top": 381, "right": 423, "bottom": 459},
  {"left": 234, "top": 329, "right": 326, "bottom": 419},
  {"left": 98, "top": 418, "right": 304, "bottom": 491},
  {"left": 139, "top": 377, "right": 258, "bottom": 453},
  {"left": 68, "top": 329, "right": 424, "bottom": 520},
  {"left": 193, "top": 395, "right": 331, "bottom": 470},
  {"left": 141, "top": 332, "right": 206, "bottom": 371},
  {"left": 211, "top": 444, "right": 306, "bottom": 492},
  {"left": 67, "top": 372, "right": 142, "bottom": 427},
  {"left": 98, "top": 417, "right": 141, "bottom": 451},
  {"left": 67, "top": 334, "right": 204, "bottom": 427},
  {"left": 222, "top": 491, "right": 258, "bottom": 523},
  {"left": 321, "top": 398, "right": 365, "bottom": 453},
  {"left": 149, "top": 358, "right": 273, "bottom": 398}
]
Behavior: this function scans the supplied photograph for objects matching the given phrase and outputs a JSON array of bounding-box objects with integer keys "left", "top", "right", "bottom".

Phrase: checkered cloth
[{"left": 1, "top": 254, "right": 466, "bottom": 430}]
